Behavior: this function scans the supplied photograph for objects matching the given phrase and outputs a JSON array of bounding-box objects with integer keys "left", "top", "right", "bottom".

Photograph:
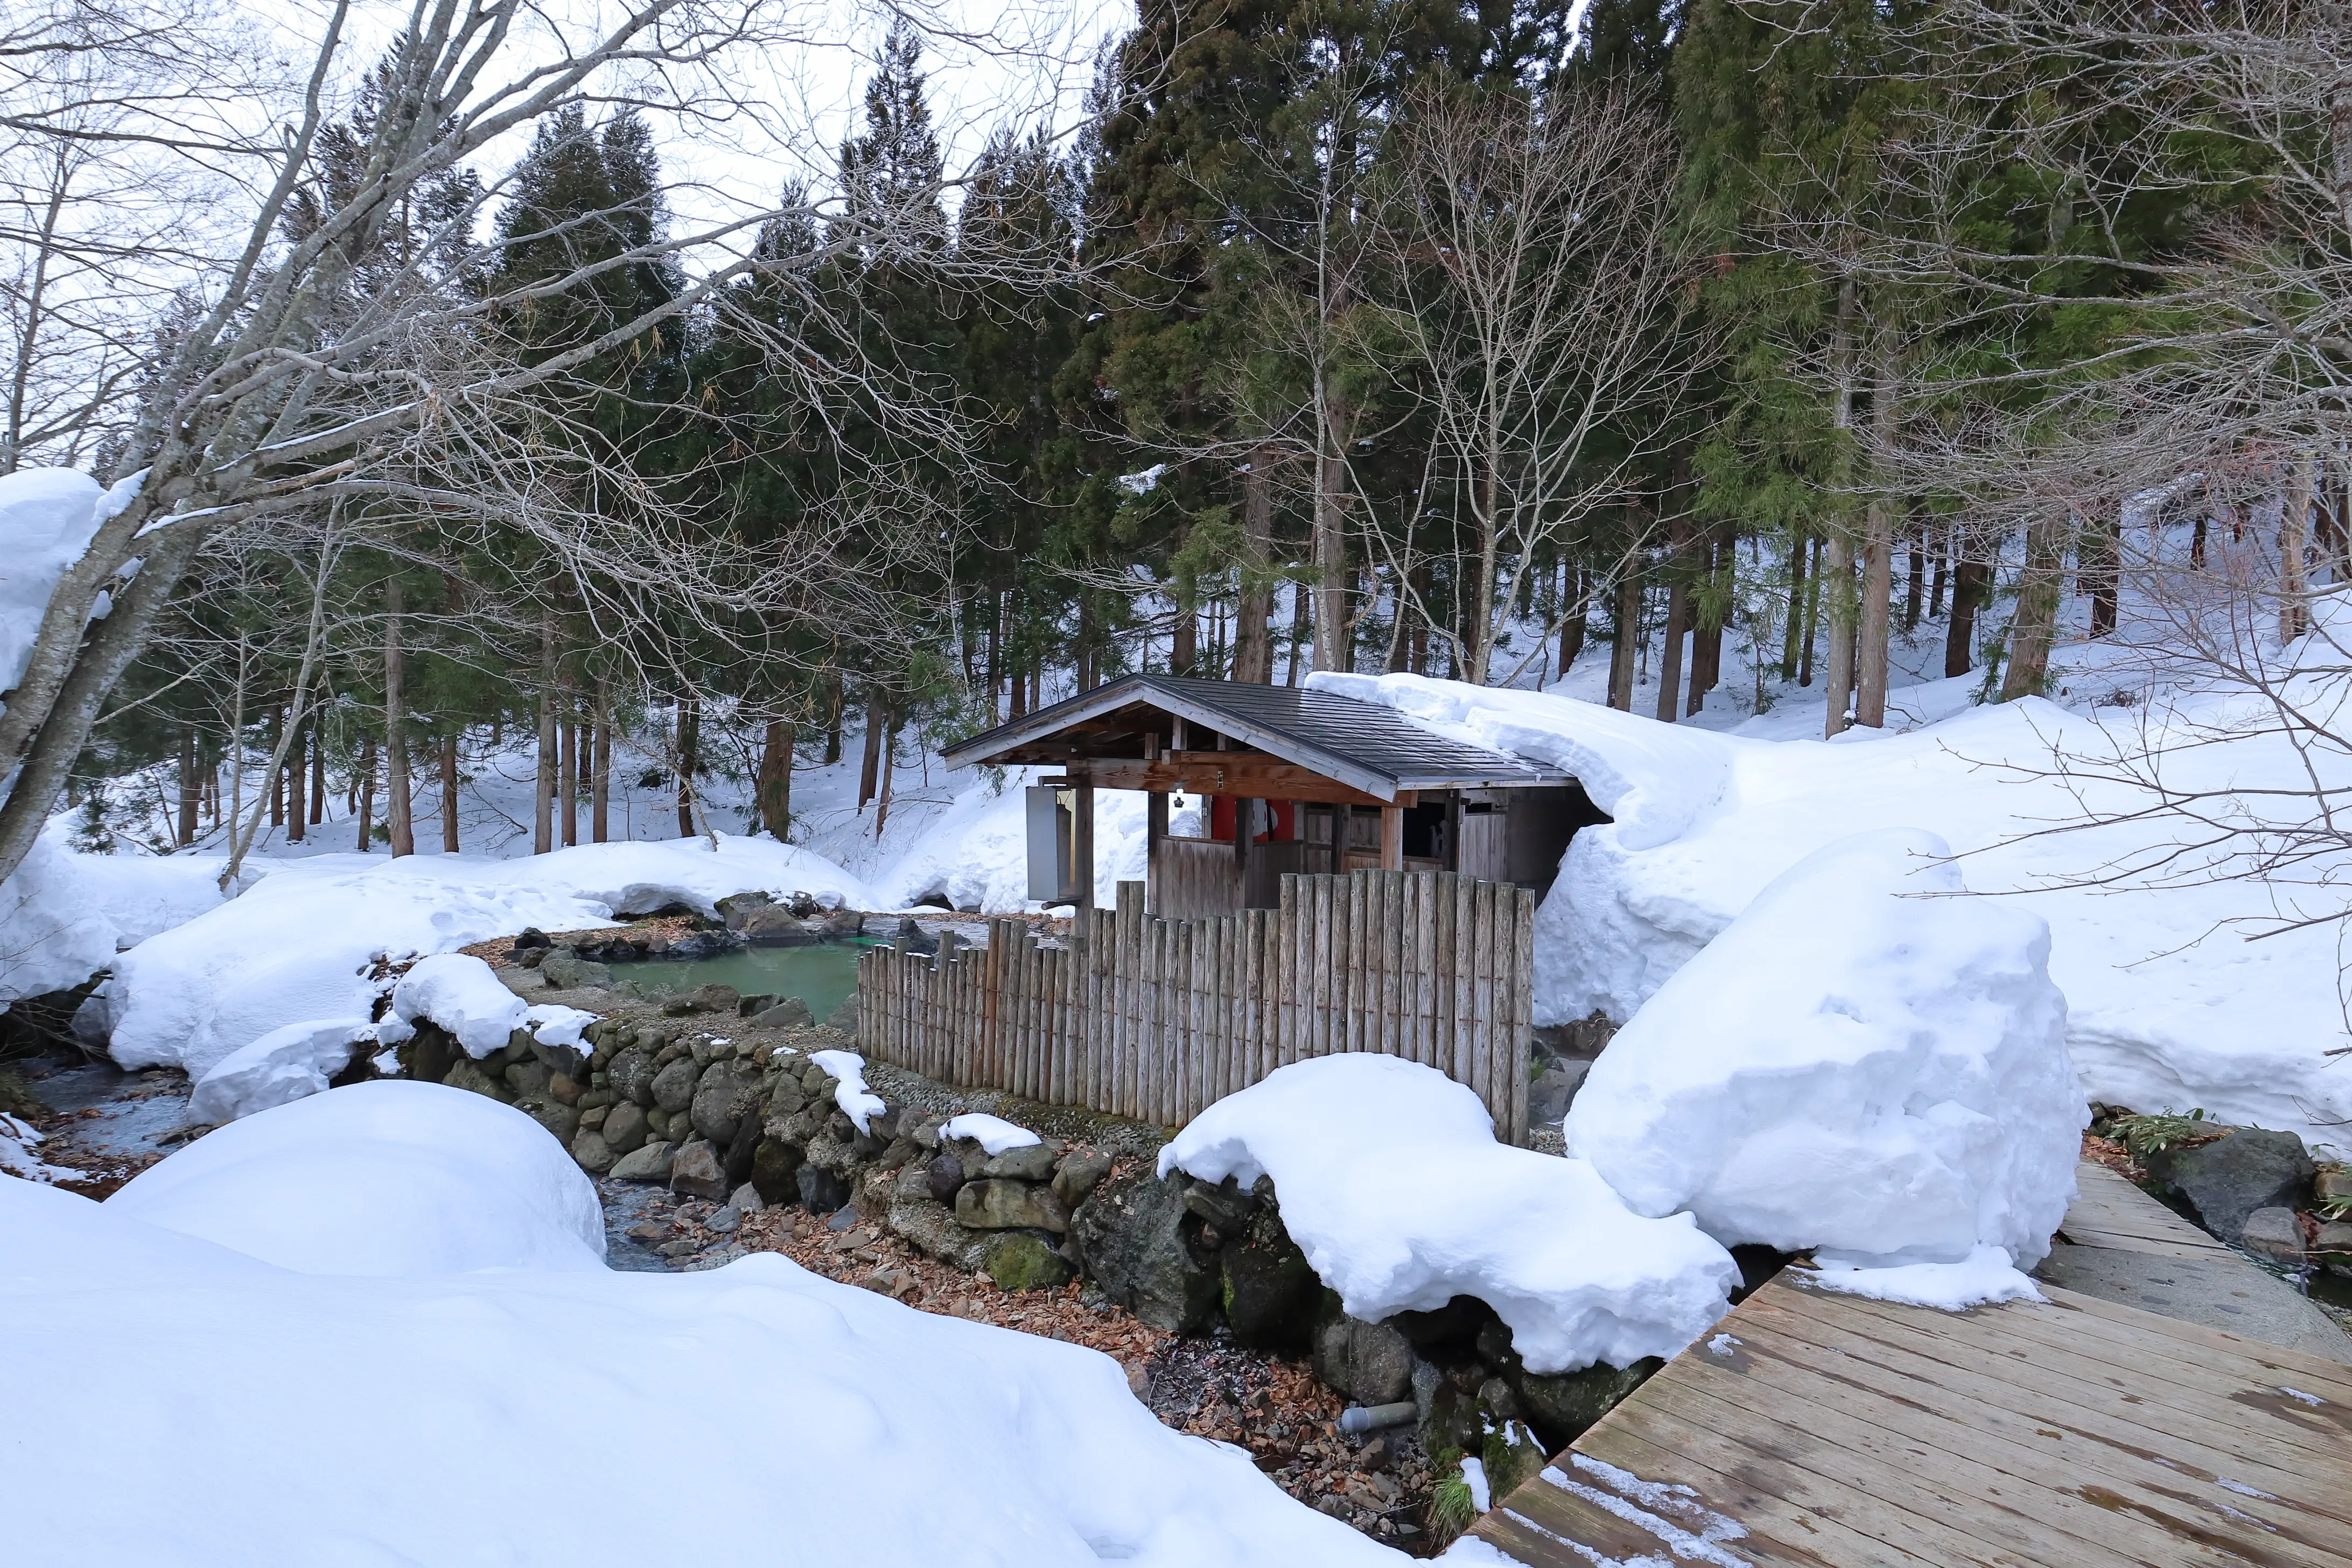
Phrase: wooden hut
[{"left": 941, "top": 675, "right": 1605, "bottom": 920}]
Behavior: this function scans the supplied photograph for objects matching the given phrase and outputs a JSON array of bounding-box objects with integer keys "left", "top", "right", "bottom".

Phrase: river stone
[
  {"left": 669, "top": 1137, "right": 730, "bottom": 1200},
  {"left": 1312, "top": 1302, "right": 1415, "bottom": 1405},
  {"left": 886, "top": 1191, "right": 988, "bottom": 1271},
  {"left": 797, "top": 1163, "right": 850, "bottom": 1213},
  {"left": 715, "top": 891, "right": 774, "bottom": 930},
  {"left": 1052, "top": 1150, "right": 1112, "bottom": 1209},
  {"left": 609, "top": 1140, "right": 676, "bottom": 1183},
  {"left": 742, "top": 907, "right": 818, "bottom": 946},
  {"left": 2146, "top": 1127, "right": 2315, "bottom": 1243},
  {"left": 516, "top": 1096, "right": 579, "bottom": 1147},
  {"left": 690, "top": 1060, "right": 762, "bottom": 1144},
  {"left": 1070, "top": 1170, "right": 1221, "bottom": 1334},
  {"left": 650, "top": 1056, "right": 699, "bottom": 1115},
  {"left": 956, "top": 1178, "right": 1069, "bottom": 1233},
  {"left": 440, "top": 1056, "right": 512, "bottom": 1102},
  {"left": 570, "top": 1128, "right": 616, "bottom": 1174},
  {"left": 750, "top": 1137, "right": 803, "bottom": 1206},
  {"left": 927, "top": 1151, "right": 967, "bottom": 1203},
  {"left": 2241, "top": 1206, "right": 2308, "bottom": 1266},
  {"left": 1222, "top": 1200, "right": 1322, "bottom": 1349},
  {"left": 825, "top": 995, "right": 860, "bottom": 1034},
  {"left": 983, "top": 1142, "right": 1059, "bottom": 1182},
  {"left": 602, "top": 1101, "right": 650, "bottom": 1155},
  {"left": 540, "top": 952, "right": 611, "bottom": 990},
  {"left": 985, "top": 1231, "right": 1074, "bottom": 1292},
  {"left": 748, "top": 998, "right": 815, "bottom": 1030},
  {"left": 663, "top": 983, "right": 741, "bottom": 1017},
  {"left": 1511, "top": 1360, "right": 1658, "bottom": 1453}
]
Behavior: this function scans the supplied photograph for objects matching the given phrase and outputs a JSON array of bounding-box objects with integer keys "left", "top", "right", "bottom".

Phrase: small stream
[{"left": 15, "top": 1058, "right": 190, "bottom": 1160}]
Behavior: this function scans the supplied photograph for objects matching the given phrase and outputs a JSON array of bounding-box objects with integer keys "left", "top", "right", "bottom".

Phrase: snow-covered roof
[{"left": 942, "top": 675, "right": 1572, "bottom": 801}]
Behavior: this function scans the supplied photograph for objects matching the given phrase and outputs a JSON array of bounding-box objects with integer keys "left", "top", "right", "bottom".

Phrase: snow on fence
[{"left": 856, "top": 869, "right": 1537, "bottom": 1143}]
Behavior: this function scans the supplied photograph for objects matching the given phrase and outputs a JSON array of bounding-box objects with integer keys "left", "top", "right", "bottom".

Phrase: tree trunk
[
  {"left": 1945, "top": 558, "right": 1988, "bottom": 677},
  {"left": 1782, "top": 534, "right": 1809, "bottom": 682},
  {"left": 1929, "top": 552, "right": 1948, "bottom": 620},
  {"left": 591, "top": 678, "right": 611, "bottom": 844},
  {"left": 874, "top": 710, "right": 897, "bottom": 839},
  {"left": 1170, "top": 600, "right": 1196, "bottom": 677},
  {"left": 1688, "top": 523, "right": 1730, "bottom": 714},
  {"left": 823, "top": 663, "right": 844, "bottom": 764},
  {"left": 1822, "top": 532, "right": 1858, "bottom": 737},
  {"left": 355, "top": 734, "right": 376, "bottom": 852},
  {"left": 1287, "top": 581, "right": 1310, "bottom": 686},
  {"left": 1312, "top": 445, "right": 1349, "bottom": 676},
  {"left": 1655, "top": 577, "right": 1689, "bottom": 723},
  {"left": 534, "top": 610, "right": 555, "bottom": 855},
  {"left": 1607, "top": 570, "right": 1641, "bottom": 711},
  {"left": 559, "top": 711, "right": 578, "bottom": 848},
  {"left": 675, "top": 692, "right": 699, "bottom": 838},
  {"left": 758, "top": 718, "right": 794, "bottom": 840},
  {"left": 2282, "top": 450, "right": 2317, "bottom": 643},
  {"left": 1558, "top": 560, "right": 1585, "bottom": 678},
  {"left": 384, "top": 577, "right": 413, "bottom": 857},
  {"left": 270, "top": 704, "right": 285, "bottom": 828},
  {"left": 439, "top": 734, "right": 460, "bottom": 853},
  {"left": 1234, "top": 446, "right": 1276, "bottom": 683},
  {"left": 1999, "top": 517, "right": 2066, "bottom": 700},
  {"left": 857, "top": 688, "right": 886, "bottom": 809},
  {"left": 1854, "top": 339, "right": 1898, "bottom": 730},
  {"left": 2086, "top": 516, "right": 2121, "bottom": 639},
  {"left": 177, "top": 727, "right": 199, "bottom": 847},
  {"left": 1905, "top": 545, "right": 1925, "bottom": 633},
  {"left": 286, "top": 717, "right": 306, "bottom": 844}
]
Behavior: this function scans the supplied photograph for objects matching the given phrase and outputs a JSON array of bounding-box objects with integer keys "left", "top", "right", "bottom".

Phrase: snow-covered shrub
[{"left": 1567, "top": 828, "right": 2084, "bottom": 1272}]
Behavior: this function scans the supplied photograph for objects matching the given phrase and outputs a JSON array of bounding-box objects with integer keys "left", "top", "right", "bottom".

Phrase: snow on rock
[
  {"left": 0, "top": 825, "right": 232, "bottom": 1005},
  {"left": 8, "top": 1178, "right": 1397, "bottom": 1565},
  {"left": 1325, "top": 670, "right": 2352, "bottom": 1157},
  {"left": 185, "top": 1018, "right": 376, "bottom": 1126},
  {"left": 108, "top": 1080, "right": 604, "bottom": 1275},
  {"left": 1802, "top": 1243, "right": 2047, "bottom": 1310},
  {"left": 376, "top": 952, "right": 528, "bottom": 1058},
  {"left": 811, "top": 1048, "right": 886, "bottom": 1134},
  {"left": 0, "top": 1111, "right": 81, "bottom": 1184},
  {"left": 1161, "top": 1055, "right": 1738, "bottom": 1374},
  {"left": 107, "top": 834, "right": 873, "bottom": 1080},
  {"left": 1569, "top": 830, "right": 2082, "bottom": 1275},
  {"left": 526, "top": 1003, "right": 598, "bottom": 1051},
  {"left": 942, "top": 1112, "right": 1040, "bottom": 1154}
]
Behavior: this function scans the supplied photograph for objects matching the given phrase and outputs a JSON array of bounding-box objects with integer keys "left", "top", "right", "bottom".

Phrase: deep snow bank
[
  {"left": 107, "top": 834, "right": 872, "bottom": 1080},
  {"left": 1567, "top": 830, "right": 2082, "bottom": 1275},
  {"left": 9, "top": 1131, "right": 1398, "bottom": 1564},
  {"left": 1320, "top": 670, "right": 2352, "bottom": 1156},
  {"left": 109, "top": 1081, "right": 605, "bottom": 1275},
  {"left": 185, "top": 1018, "right": 378, "bottom": 1126},
  {"left": 1160, "top": 1055, "right": 1737, "bottom": 1373},
  {"left": 0, "top": 826, "right": 230, "bottom": 1004}
]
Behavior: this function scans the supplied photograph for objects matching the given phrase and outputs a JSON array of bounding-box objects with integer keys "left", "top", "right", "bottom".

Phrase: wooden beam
[
  {"left": 1145, "top": 790, "right": 1167, "bottom": 914},
  {"left": 1073, "top": 778, "right": 1096, "bottom": 923},
  {"left": 1072, "top": 753, "right": 1406, "bottom": 808},
  {"left": 1380, "top": 803, "right": 1404, "bottom": 871}
]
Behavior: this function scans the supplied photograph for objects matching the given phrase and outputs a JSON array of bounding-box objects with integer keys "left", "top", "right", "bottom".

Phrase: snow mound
[
  {"left": 1161, "top": 1055, "right": 1738, "bottom": 1373},
  {"left": 107, "top": 834, "right": 873, "bottom": 1080},
  {"left": 6, "top": 1178, "right": 1398, "bottom": 1564},
  {"left": 376, "top": 952, "right": 528, "bottom": 1058},
  {"left": 1803, "top": 1244, "right": 2046, "bottom": 1310},
  {"left": 0, "top": 826, "right": 232, "bottom": 1005},
  {"left": 811, "top": 1048, "right": 885, "bottom": 1134},
  {"left": 108, "top": 1080, "right": 605, "bottom": 1275},
  {"left": 186, "top": 1017, "right": 376, "bottom": 1125},
  {"left": 1568, "top": 829, "right": 2084, "bottom": 1271},
  {"left": 943, "top": 1112, "right": 1039, "bottom": 1154}
]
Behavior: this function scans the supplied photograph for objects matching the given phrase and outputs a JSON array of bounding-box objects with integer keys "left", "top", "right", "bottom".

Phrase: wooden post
[
  {"left": 1380, "top": 803, "right": 1404, "bottom": 871},
  {"left": 1146, "top": 790, "right": 1167, "bottom": 914},
  {"left": 1333, "top": 802, "right": 1352, "bottom": 874},
  {"left": 1073, "top": 775, "right": 1097, "bottom": 924}
]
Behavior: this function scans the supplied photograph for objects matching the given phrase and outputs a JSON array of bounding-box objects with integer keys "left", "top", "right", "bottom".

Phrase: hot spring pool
[{"left": 624, "top": 942, "right": 869, "bottom": 1021}]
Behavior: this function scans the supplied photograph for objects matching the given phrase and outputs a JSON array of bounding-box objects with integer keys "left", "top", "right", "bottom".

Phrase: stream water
[{"left": 619, "top": 942, "right": 868, "bottom": 1020}]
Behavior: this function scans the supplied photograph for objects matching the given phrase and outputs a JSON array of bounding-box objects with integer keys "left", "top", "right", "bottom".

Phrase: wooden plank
[
  {"left": 2062, "top": 1161, "right": 2228, "bottom": 1257},
  {"left": 1508, "top": 887, "right": 1534, "bottom": 1145},
  {"left": 1728, "top": 1291, "right": 2352, "bottom": 1553}
]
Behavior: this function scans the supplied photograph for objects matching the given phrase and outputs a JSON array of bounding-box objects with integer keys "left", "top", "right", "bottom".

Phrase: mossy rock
[
  {"left": 1513, "top": 1358, "right": 1658, "bottom": 1453},
  {"left": 1220, "top": 1201, "right": 1322, "bottom": 1349},
  {"left": 985, "top": 1230, "right": 1074, "bottom": 1292},
  {"left": 750, "top": 1137, "right": 804, "bottom": 1207}
]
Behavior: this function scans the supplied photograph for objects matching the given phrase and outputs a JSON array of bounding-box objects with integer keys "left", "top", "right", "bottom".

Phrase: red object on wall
[{"left": 1208, "top": 796, "right": 1295, "bottom": 843}]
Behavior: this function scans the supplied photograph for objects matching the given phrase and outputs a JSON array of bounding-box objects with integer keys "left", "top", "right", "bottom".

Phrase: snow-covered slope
[
  {"left": 1321, "top": 668, "right": 2352, "bottom": 1156},
  {"left": 7, "top": 1083, "right": 1399, "bottom": 1566}
]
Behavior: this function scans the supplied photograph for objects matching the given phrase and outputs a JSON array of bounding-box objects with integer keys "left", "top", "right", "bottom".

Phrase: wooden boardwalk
[{"left": 1467, "top": 1274, "right": 2352, "bottom": 1566}]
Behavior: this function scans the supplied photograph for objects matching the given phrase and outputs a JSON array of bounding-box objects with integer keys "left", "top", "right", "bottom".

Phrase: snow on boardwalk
[{"left": 1461, "top": 1273, "right": 2352, "bottom": 1567}]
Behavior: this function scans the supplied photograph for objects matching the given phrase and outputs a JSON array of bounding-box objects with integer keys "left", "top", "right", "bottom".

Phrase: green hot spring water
[{"left": 623, "top": 942, "right": 869, "bottom": 1022}]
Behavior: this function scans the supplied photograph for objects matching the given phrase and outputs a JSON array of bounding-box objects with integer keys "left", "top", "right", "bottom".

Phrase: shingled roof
[{"left": 941, "top": 675, "right": 1570, "bottom": 801}]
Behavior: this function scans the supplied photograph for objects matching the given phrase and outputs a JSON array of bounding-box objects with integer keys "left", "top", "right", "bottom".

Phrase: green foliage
[{"left": 2110, "top": 1110, "right": 2225, "bottom": 1160}]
